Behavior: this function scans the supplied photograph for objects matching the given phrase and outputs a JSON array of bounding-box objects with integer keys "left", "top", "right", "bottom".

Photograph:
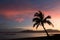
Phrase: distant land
[
  {"left": 20, "top": 29, "right": 60, "bottom": 33},
  {"left": 0, "top": 29, "right": 60, "bottom": 33}
]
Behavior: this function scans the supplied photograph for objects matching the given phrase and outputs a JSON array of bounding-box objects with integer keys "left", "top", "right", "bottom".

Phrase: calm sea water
[{"left": 0, "top": 32, "right": 60, "bottom": 39}]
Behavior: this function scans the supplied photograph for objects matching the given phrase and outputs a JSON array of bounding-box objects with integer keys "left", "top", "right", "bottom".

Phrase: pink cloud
[
  {"left": 0, "top": 9, "right": 37, "bottom": 22},
  {"left": 16, "top": 18, "right": 24, "bottom": 23}
]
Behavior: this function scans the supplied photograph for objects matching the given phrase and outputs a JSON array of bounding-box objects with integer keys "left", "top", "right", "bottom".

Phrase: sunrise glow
[{"left": 0, "top": 0, "right": 60, "bottom": 31}]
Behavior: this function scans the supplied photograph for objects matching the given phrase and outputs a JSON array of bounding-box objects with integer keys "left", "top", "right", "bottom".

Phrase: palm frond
[
  {"left": 36, "top": 23, "right": 40, "bottom": 29},
  {"left": 44, "top": 16, "right": 51, "bottom": 21},
  {"left": 45, "top": 20, "right": 54, "bottom": 27},
  {"left": 34, "top": 12, "right": 39, "bottom": 16},
  {"left": 33, "top": 18, "right": 40, "bottom": 22},
  {"left": 33, "top": 22, "right": 38, "bottom": 28},
  {"left": 41, "top": 22, "right": 44, "bottom": 27},
  {"left": 38, "top": 11, "right": 44, "bottom": 19}
]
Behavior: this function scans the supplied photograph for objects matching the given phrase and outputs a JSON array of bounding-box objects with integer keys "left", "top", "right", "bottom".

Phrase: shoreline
[
  {"left": 1, "top": 34, "right": 60, "bottom": 40},
  {"left": 10, "top": 34, "right": 60, "bottom": 40}
]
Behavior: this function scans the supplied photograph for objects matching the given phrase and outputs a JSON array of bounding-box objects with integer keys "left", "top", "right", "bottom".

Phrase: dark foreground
[{"left": 2, "top": 34, "right": 60, "bottom": 40}]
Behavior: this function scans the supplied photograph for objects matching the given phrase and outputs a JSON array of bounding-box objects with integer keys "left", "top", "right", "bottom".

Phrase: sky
[{"left": 0, "top": 0, "right": 60, "bottom": 30}]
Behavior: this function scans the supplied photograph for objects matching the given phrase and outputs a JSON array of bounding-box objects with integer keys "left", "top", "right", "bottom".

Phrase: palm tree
[{"left": 33, "top": 11, "right": 54, "bottom": 36}]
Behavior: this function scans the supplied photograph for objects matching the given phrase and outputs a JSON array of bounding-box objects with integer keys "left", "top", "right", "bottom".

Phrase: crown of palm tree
[{"left": 33, "top": 11, "right": 54, "bottom": 29}]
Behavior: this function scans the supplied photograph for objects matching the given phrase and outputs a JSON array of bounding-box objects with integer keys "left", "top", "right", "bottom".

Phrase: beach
[{"left": 11, "top": 34, "right": 60, "bottom": 40}]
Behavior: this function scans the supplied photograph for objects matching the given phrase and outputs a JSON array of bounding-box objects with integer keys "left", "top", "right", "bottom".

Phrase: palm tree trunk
[{"left": 42, "top": 25, "right": 49, "bottom": 36}]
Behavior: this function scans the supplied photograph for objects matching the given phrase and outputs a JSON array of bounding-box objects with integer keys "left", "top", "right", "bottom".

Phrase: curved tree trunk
[{"left": 42, "top": 25, "right": 49, "bottom": 36}]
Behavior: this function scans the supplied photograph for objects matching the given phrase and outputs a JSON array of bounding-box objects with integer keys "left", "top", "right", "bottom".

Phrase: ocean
[{"left": 0, "top": 32, "right": 60, "bottom": 39}]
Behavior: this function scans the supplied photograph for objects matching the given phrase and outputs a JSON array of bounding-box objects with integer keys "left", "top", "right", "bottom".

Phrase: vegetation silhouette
[{"left": 33, "top": 11, "right": 54, "bottom": 36}]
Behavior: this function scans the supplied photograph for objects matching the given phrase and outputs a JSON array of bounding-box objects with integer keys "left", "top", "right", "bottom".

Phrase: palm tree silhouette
[{"left": 33, "top": 11, "right": 54, "bottom": 36}]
